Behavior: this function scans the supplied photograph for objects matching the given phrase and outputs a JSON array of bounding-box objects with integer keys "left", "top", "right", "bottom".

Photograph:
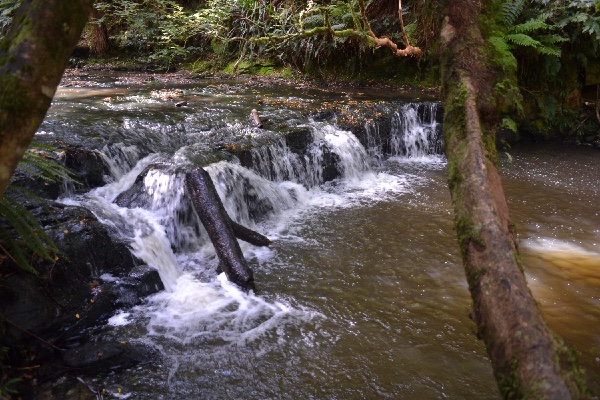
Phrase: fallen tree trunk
[
  {"left": 185, "top": 168, "right": 255, "bottom": 290},
  {"left": 440, "top": 1, "right": 587, "bottom": 398}
]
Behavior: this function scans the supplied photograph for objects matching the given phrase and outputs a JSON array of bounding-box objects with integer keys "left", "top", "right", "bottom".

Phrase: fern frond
[
  {"left": 0, "top": 194, "right": 59, "bottom": 274},
  {"left": 511, "top": 19, "right": 549, "bottom": 33},
  {"left": 501, "top": 0, "right": 525, "bottom": 27},
  {"left": 488, "top": 36, "right": 518, "bottom": 71},
  {"left": 539, "top": 34, "right": 569, "bottom": 44},
  {"left": 17, "top": 143, "right": 80, "bottom": 185},
  {"left": 506, "top": 33, "right": 541, "bottom": 47},
  {"left": 537, "top": 44, "right": 562, "bottom": 57}
]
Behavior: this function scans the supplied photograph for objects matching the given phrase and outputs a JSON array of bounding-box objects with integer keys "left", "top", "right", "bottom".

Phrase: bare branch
[{"left": 357, "top": 0, "right": 422, "bottom": 58}]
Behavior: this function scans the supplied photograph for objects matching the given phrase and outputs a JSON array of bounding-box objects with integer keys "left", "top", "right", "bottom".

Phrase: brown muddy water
[{"left": 41, "top": 76, "right": 599, "bottom": 398}]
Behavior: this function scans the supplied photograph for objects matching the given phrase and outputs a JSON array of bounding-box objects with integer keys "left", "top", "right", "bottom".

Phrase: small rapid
[{"left": 39, "top": 76, "right": 599, "bottom": 398}]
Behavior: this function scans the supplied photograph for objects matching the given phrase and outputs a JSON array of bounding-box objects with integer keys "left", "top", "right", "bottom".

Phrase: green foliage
[
  {"left": 502, "top": 0, "right": 525, "bottom": 27},
  {"left": 485, "top": 0, "right": 600, "bottom": 138},
  {"left": 0, "top": 144, "right": 76, "bottom": 274},
  {"left": 0, "top": 346, "right": 21, "bottom": 398},
  {"left": 497, "top": 6, "right": 566, "bottom": 60},
  {"left": 94, "top": 0, "right": 209, "bottom": 66},
  {"left": 501, "top": 117, "right": 518, "bottom": 133}
]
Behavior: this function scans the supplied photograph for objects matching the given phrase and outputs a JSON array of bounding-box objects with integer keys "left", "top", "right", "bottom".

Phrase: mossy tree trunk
[
  {"left": 0, "top": 0, "right": 94, "bottom": 198},
  {"left": 89, "top": 7, "right": 110, "bottom": 56},
  {"left": 440, "top": 1, "right": 587, "bottom": 398}
]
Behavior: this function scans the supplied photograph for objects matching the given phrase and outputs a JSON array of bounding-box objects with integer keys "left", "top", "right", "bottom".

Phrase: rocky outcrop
[
  {"left": 11, "top": 142, "right": 111, "bottom": 201},
  {"left": 0, "top": 201, "right": 164, "bottom": 392}
]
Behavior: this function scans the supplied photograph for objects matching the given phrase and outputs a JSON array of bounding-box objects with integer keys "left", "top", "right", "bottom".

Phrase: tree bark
[
  {"left": 0, "top": 0, "right": 95, "bottom": 198},
  {"left": 440, "top": 1, "right": 587, "bottom": 398},
  {"left": 230, "top": 220, "right": 271, "bottom": 247},
  {"left": 185, "top": 168, "right": 255, "bottom": 290},
  {"left": 89, "top": 7, "right": 110, "bottom": 56}
]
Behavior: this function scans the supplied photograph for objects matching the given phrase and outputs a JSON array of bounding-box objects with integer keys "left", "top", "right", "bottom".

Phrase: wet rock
[
  {"left": 10, "top": 143, "right": 110, "bottom": 200},
  {"left": 36, "top": 377, "right": 99, "bottom": 400},
  {"left": 127, "top": 264, "right": 165, "bottom": 296},
  {"left": 62, "top": 145, "right": 110, "bottom": 191},
  {"left": 114, "top": 165, "right": 155, "bottom": 208},
  {"left": 284, "top": 127, "right": 313, "bottom": 154},
  {"left": 310, "top": 110, "right": 336, "bottom": 122},
  {"left": 62, "top": 341, "right": 158, "bottom": 372},
  {"left": 100, "top": 265, "right": 165, "bottom": 309},
  {"left": 0, "top": 203, "right": 147, "bottom": 347},
  {"left": 321, "top": 147, "right": 343, "bottom": 182}
]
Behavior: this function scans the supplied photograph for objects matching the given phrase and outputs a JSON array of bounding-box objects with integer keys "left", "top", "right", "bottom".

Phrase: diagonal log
[
  {"left": 185, "top": 168, "right": 255, "bottom": 290},
  {"left": 440, "top": 1, "right": 587, "bottom": 398}
]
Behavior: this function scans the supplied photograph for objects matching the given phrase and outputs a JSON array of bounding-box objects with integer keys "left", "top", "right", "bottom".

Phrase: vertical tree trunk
[
  {"left": 0, "top": 0, "right": 95, "bottom": 198},
  {"left": 440, "top": 1, "right": 587, "bottom": 398},
  {"left": 89, "top": 7, "right": 110, "bottom": 56}
]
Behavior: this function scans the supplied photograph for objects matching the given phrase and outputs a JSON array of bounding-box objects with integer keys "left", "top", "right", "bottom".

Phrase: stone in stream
[{"left": 0, "top": 202, "right": 164, "bottom": 388}]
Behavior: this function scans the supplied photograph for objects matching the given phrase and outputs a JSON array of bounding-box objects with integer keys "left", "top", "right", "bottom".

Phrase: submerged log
[
  {"left": 230, "top": 220, "right": 271, "bottom": 247},
  {"left": 185, "top": 168, "right": 256, "bottom": 289},
  {"left": 251, "top": 109, "right": 263, "bottom": 128}
]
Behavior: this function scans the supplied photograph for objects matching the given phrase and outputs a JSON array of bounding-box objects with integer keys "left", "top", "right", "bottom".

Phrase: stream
[{"left": 37, "top": 73, "right": 599, "bottom": 398}]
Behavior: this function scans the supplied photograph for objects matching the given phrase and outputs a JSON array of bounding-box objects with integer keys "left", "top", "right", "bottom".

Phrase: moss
[
  {"left": 550, "top": 331, "right": 589, "bottom": 397},
  {"left": 455, "top": 215, "right": 485, "bottom": 258},
  {"left": 0, "top": 75, "right": 28, "bottom": 127},
  {"left": 466, "top": 266, "right": 488, "bottom": 292},
  {"left": 482, "top": 132, "right": 498, "bottom": 164},
  {"left": 498, "top": 357, "right": 522, "bottom": 399}
]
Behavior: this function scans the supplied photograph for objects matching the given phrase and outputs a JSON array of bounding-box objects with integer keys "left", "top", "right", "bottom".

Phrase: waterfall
[
  {"left": 359, "top": 102, "right": 443, "bottom": 167},
  {"left": 389, "top": 102, "right": 443, "bottom": 158},
  {"left": 58, "top": 100, "right": 443, "bottom": 308}
]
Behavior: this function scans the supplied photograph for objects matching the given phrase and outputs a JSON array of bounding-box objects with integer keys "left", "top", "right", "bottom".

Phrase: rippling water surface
[{"left": 39, "top": 74, "right": 599, "bottom": 398}]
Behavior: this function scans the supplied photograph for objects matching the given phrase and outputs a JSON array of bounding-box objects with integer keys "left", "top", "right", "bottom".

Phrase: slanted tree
[
  {"left": 0, "top": 0, "right": 95, "bottom": 198},
  {"left": 439, "top": 0, "right": 587, "bottom": 397}
]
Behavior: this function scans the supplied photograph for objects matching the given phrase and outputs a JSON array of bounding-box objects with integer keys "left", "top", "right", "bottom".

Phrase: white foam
[
  {"left": 137, "top": 274, "right": 319, "bottom": 345},
  {"left": 522, "top": 238, "right": 598, "bottom": 256},
  {"left": 108, "top": 311, "right": 132, "bottom": 326}
]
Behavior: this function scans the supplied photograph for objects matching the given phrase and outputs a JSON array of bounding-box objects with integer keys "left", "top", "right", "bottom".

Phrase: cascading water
[
  {"left": 51, "top": 87, "right": 481, "bottom": 398},
  {"left": 39, "top": 78, "right": 599, "bottom": 398},
  {"left": 389, "top": 102, "right": 443, "bottom": 159}
]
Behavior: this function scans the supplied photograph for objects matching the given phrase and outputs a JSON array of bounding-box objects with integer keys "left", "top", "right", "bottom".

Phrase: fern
[
  {"left": 17, "top": 144, "right": 79, "bottom": 184},
  {"left": 511, "top": 19, "right": 549, "bottom": 33},
  {"left": 538, "top": 34, "right": 569, "bottom": 44},
  {"left": 502, "top": 0, "right": 525, "bottom": 27},
  {"left": 0, "top": 192, "right": 59, "bottom": 275},
  {"left": 506, "top": 33, "right": 541, "bottom": 47},
  {"left": 488, "top": 35, "right": 518, "bottom": 71},
  {"left": 536, "top": 44, "right": 561, "bottom": 57},
  {"left": 0, "top": 143, "right": 77, "bottom": 274}
]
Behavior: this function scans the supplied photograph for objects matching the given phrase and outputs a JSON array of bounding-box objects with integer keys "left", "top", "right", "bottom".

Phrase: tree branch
[{"left": 357, "top": 0, "right": 422, "bottom": 58}]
